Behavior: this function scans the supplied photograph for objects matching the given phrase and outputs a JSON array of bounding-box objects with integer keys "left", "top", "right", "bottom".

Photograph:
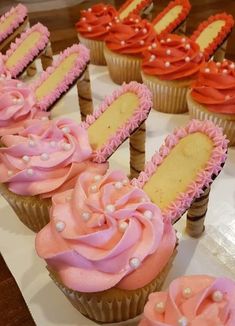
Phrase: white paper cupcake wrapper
[
  {"left": 78, "top": 34, "right": 106, "bottom": 66},
  {"left": 187, "top": 93, "right": 235, "bottom": 146},
  {"left": 0, "top": 183, "right": 51, "bottom": 232},
  {"left": 104, "top": 46, "right": 142, "bottom": 85},
  {"left": 142, "top": 73, "right": 189, "bottom": 113}
]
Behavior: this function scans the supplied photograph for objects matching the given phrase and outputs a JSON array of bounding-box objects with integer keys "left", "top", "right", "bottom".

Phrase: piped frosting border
[
  {"left": 132, "top": 119, "right": 228, "bottom": 222},
  {"left": 81, "top": 81, "right": 152, "bottom": 163},
  {"left": 32, "top": 44, "right": 90, "bottom": 111},
  {"left": 152, "top": 0, "right": 191, "bottom": 36},
  {"left": 118, "top": 0, "right": 152, "bottom": 18},
  {"left": 4, "top": 23, "right": 50, "bottom": 78},
  {"left": 190, "top": 13, "right": 234, "bottom": 61},
  {"left": 0, "top": 4, "right": 28, "bottom": 43}
]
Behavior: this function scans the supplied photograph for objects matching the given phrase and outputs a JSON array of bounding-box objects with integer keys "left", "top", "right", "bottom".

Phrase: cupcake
[
  {"left": 141, "top": 34, "right": 205, "bottom": 113},
  {"left": 0, "top": 118, "right": 108, "bottom": 232},
  {"left": 76, "top": 4, "right": 118, "bottom": 65},
  {"left": 139, "top": 275, "right": 235, "bottom": 325},
  {"left": 104, "top": 15, "right": 156, "bottom": 84},
  {"left": 0, "top": 77, "right": 48, "bottom": 138},
  {"left": 36, "top": 169, "right": 177, "bottom": 323},
  {"left": 187, "top": 60, "right": 235, "bottom": 146}
]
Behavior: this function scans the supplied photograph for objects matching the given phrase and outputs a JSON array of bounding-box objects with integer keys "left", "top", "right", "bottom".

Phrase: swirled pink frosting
[
  {"left": 191, "top": 60, "right": 235, "bottom": 114},
  {"left": 36, "top": 170, "right": 176, "bottom": 292},
  {"left": 0, "top": 78, "right": 48, "bottom": 136},
  {"left": 0, "top": 118, "right": 108, "bottom": 198},
  {"left": 142, "top": 34, "right": 205, "bottom": 80},
  {"left": 139, "top": 275, "right": 235, "bottom": 326}
]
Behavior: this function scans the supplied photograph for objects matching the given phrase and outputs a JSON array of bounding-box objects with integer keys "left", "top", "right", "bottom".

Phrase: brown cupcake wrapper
[
  {"left": 48, "top": 246, "right": 177, "bottom": 323},
  {"left": 104, "top": 46, "right": 142, "bottom": 85},
  {"left": 78, "top": 34, "right": 106, "bottom": 66},
  {"left": 142, "top": 73, "right": 189, "bottom": 114},
  {"left": 187, "top": 92, "right": 235, "bottom": 146},
  {"left": 0, "top": 183, "right": 51, "bottom": 232}
]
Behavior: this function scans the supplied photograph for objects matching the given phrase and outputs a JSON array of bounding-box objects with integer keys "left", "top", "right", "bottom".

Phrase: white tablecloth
[{"left": 0, "top": 64, "right": 235, "bottom": 326}]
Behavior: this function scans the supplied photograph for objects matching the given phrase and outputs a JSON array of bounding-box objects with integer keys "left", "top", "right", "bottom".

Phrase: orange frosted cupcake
[
  {"left": 36, "top": 169, "right": 177, "bottom": 323},
  {"left": 188, "top": 60, "right": 235, "bottom": 146},
  {"left": 104, "top": 15, "right": 156, "bottom": 84},
  {"left": 141, "top": 34, "right": 205, "bottom": 113}
]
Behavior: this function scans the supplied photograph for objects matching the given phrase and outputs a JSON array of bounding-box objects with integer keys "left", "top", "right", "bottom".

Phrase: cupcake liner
[
  {"left": 78, "top": 34, "right": 106, "bottom": 66},
  {"left": 142, "top": 72, "right": 191, "bottom": 113},
  {"left": 104, "top": 45, "right": 142, "bottom": 85},
  {"left": 0, "top": 183, "right": 51, "bottom": 232},
  {"left": 48, "top": 246, "right": 177, "bottom": 323},
  {"left": 187, "top": 92, "right": 235, "bottom": 146}
]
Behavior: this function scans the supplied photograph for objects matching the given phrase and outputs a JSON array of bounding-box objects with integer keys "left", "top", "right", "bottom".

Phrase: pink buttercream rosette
[{"left": 139, "top": 275, "right": 235, "bottom": 326}]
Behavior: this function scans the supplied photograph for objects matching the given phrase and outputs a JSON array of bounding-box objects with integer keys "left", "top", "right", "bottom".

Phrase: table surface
[{"left": 0, "top": 63, "right": 235, "bottom": 326}]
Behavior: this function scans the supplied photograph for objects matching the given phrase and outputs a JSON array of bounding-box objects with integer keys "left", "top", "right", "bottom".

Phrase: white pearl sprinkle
[
  {"left": 135, "top": 19, "right": 139, "bottom": 23},
  {"left": 205, "top": 68, "right": 210, "bottom": 73},
  {"left": 115, "top": 181, "right": 123, "bottom": 189},
  {"left": 178, "top": 316, "right": 188, "bottom": 326},
  {"left": 181, "top": 37, "right": 186, "bottom": 43},
  {"left": 144, "top": 210, "right": 153, "bottom": 220},
  {"left": 118, "top": 221, "right": 128, "bottom": 233},
  {"left": 29, "top": 140, "right": 36, "bottom": 147},
  {"left": 152, "top": 42, "right": 157, "bottom": 48},
  {"left": 160, "top": 39, "right": 164, "bottom": 44},
  {"left": 122, "top": 179, "right": 129, "bottom": 186},
  {"left": 166, "top": 38, "right": 171, "bottom": 43},
  {"left": 105, "top": 204, "right": 115, "bottom": 213},
  {"left": 104, "top": 7, "right": 107, "bottom": 10},
  {"left": 223, "top": 69, "right": 228, "bottom": 74},
  {"left": 130, "top": 18, "right": 133, "bottom": 22},
  {"left": 94, "top": 175, "right": 102, "bottom": 182},
  {"left": 149, "top": 54, "right": 156, "bottom": 62},
  {"left": 199, "top": 52, "right": 204, "bottom": 57},
  {"left": 62, "top": 127, "right": 70, "bottom": 134},
  {"left": 148, "top": 45, "right": 152, "bottom": 51},
  {"left": 143, "top": 28, "right": 147, "bottom": 34},
  {"left": 90, "top": 184, "right": 97, "bottom": 192},
  {"left": 225, "top": 95, "right": 231, "bottom": 101},
  {"left": 116, "top": 19, "right": 120, "bottom": 23},
  {"left": 88, "top": 8, "right": 92, "bottom": 12},
  {"left": 7, "top": 170, "right": 13, "bottom": 177},
  {"left": 139, "top": 40, "right": 144, "bottom": 45},
  {"left": 12, "top": 98, "right": 18, "bottom": 104},
  {"left": 62, "top": 143, "right": 71, "bottom": 151},
  {"left": 50, "top": 141, "right": 56, "bottom": 147},
  {"left": 17, "top": 82, "right": 23, "bottom": 88},
  {"left": 216, "top": 62, "right": 221, "bottom": 67},
  {"left": 223, "top": 58, "right": 227, "bottom": 62},
  {"left": 109, "top": 22, "right": 112, "bottom": 26},
  {"left": 81, "top": 211, "right": 91, "bottom": 221},
  {"left": 165, "top": 61, "right": 170, "bottom": 67},
  {"left": 121, "top": 40, "right": 125, "bottom": 46},
  {"left": 183, "top": 287, "right": 192, "bottom": 298},
  {"left": 155, "top": 301, "right": 165, "bottom": 313},
  {"left": 82, "top": 17, "right": 86, "bottom": 21},
  {"left": 166, "top": 49, "right": 171, "bottom": 55},
  {"left": 135, "top": 28, "right": 139, "bottom": 33},
  {"left": 22, "top": 155, "right": 30, "bottom": 163},
  {"left": 87, "top": 26, "right": 92, "bottom": 32},
  {"left": 55, "top": 221, "right": 65, "bottom": 232},
  {"left": 212, "top": 290, "right": 223, "bottom": 302},
  {"left": 41, "top": 153, "right": 49, "bottom": 161},
  {"left": 230, "top": 63, "right": 235, "bottom": 69},
  {"left": 27, "top": 168, "right": 34, "bottom": 176},
  {"left": 185, "top": 44, "right": 191, "bottom": 50},
  {"left": 106, "top": 26, "right": 110, "bottom": 30},
  {"left": 129, "top": 257, "right": 141, "bottom": 269},
  {"left": 185, "top": 56, "right": 191, "bottom": 63}
]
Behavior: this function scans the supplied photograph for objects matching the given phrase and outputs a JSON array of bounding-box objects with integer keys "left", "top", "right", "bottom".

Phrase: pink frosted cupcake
[
  {"left": 139, "top": 275, "right": 235, "bottom": 325},
  {"left": 36, "top": 169, "right": 177, "bottom": 323},
  {"left": 76, "top": 3, "right": 118, "bottom": 65},
  {"left": 141, "top": 34, "right": 205, "bottom": 113},
  {"left": 188, "top": 60, "right": 235, "bottom": 146}
]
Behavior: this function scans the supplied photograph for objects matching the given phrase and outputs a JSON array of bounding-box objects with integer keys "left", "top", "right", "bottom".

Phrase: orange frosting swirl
[
  {"left": 142, "top": 34, "right": 205, "bottom": 80},
  {"left": 76, "top": 3, "right": 118, "bottom": 41},
  {"left": 105, "top": 15, "right": 156, "bottom": 57},
  {"left": 191, "top": 60, "right": 235, "bottom": 115}
]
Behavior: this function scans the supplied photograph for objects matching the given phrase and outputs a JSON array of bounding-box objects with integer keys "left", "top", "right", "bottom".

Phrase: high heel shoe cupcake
[
  {"left": 104, "top": 0, "right": 191, "bottom": 84},
  {"left": 187, "top": 59, "right": 235, "bottom": 146},
  {"left": 139, "top": 275, "right": 235, "bottom": 325},
  {"left": 76, "top": 0, "right": 153, "bottom": 65},
  {"left": 0, "top": 82, "right": 152, "bottom": 232},
  {"left": 34, "top": 119, "right": 228, "bottom": 323},
  {"left": 0, "top": 4, "right": 28, "bottom": 53},
  {"left": 141, "top": 13, "right": 234, "bottom": 113}
]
